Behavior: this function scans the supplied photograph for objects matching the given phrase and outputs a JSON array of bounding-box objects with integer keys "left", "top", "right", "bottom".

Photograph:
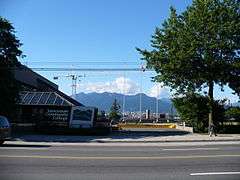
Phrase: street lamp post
[
  {"left": 139, "top": 64, "right": 145, "bottom": 123},
  {"left": 156, "top": 94, "right": 158, "bottom": 123},
  {"left": 156, "top": 83, "right": 160, "bottom": 123},
  {"left": 122, "top": 71, "right": 126, "bottom": 123}
]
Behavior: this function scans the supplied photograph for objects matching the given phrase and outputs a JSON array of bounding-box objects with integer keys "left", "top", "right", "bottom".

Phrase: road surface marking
[
  {"left": 0, "top": 147, "right": 219, "bottom": 151},
  {"left": 190, "top": 172, "right": 240, "bottom": 176},
  {"left": 0, "top": 154, "right": 239, "bottom": 160},
  {"left": 162, "top": 148, "right": 219, "bottom": 151},
  {"left": 4, "top": 141, "right": 240, "bottom": 147}
]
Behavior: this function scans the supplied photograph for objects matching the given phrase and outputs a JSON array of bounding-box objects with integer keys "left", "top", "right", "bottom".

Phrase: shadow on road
[
  {"left": 9, "top": 129, "right": 191, "bottom": 143},
  {"left": 0, "top": 144, "right": 51, "bottom": 148}
]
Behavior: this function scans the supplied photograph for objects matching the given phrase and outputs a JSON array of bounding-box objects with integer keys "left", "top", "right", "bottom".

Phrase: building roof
[
  {"left": 13, "top": 65, "right": 58, "bottom": 91},
  {"left": 19, "top": 91, "right": 83, "bottom": 107},
  {"left": 14, "top": 65, "right": 84, "bottom": 107},
  {"left": 54, "top": 89, "right": 84, "bottom": 107}
]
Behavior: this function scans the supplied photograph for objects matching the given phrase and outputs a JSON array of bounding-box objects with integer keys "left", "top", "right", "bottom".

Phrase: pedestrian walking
[{"left": 209, "top": 123, "right": 217, "bottom": 137}]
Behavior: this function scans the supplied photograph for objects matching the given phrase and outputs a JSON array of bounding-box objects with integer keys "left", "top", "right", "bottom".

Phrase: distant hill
[{"left": 75, "top": 92, "right": 176, "bottom": 114}]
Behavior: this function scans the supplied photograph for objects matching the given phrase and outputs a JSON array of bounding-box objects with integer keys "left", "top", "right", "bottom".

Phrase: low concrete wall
[{"left": 176, "top": 125, "right": 193, "bottom": 133}]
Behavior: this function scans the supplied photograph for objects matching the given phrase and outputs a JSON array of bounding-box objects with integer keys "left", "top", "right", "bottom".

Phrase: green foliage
[
  {"left": 0, "top": 17, "right": 22, "bottom": 118},
  {"left": 172, "top": 93, "right": 225, "bottom": 132},
  {"left": 225, "top": 107, "right": 240, "bottom": 121},
  {"left": 137, "top": 0, "right": 240, "bottom": 127},
  {"left": 173, "top": 94, "right": 209, "bottom": 132},
  {"left": 108, "top": 99, "right": 121, "bottom": 122},
  {"left": 137, "top": 0, "right": 240, "bottom": 93}
]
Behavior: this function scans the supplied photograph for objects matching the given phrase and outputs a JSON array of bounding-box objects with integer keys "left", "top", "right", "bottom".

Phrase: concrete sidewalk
[{"left": 9, "top": 131, "right": 240, "bottom": 143}]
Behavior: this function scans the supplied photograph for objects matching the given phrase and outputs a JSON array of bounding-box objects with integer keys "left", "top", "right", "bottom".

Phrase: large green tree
[
  {"left": 137, "top": 0, "right": 240, "bottom": 133},
  {"left": 0, "top": 17, "right": 22, "bottom": 118},
  {"left": 172, "top": 93, "right": 225, "bottom": 132}
]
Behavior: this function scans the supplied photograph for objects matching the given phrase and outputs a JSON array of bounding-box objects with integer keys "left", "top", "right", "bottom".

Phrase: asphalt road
[{"left": 0, "top": 143, "right": 240, "bottom": 180}]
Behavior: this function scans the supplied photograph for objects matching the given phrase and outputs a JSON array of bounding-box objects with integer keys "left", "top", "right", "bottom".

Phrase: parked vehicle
[{"left": 0, "top": 116, "right": 11, "bottom": 145}]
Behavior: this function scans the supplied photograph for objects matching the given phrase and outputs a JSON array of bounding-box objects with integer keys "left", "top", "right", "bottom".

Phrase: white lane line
[
  {"left": 190, "top": 172, "right": 240, "bottom": 176},
  {"left": 0, "top": 154, "right": 240, "bottom": 160},
  {"left": 162, "top": 148, "right": 219, "bottom": 151}
]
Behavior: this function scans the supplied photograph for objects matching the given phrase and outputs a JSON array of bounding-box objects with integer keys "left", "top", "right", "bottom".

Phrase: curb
[
  {"left": 8, "top": 138, "right": 240, "bottom": 143},
  {"left": 91, "top": 139, "right": 240, "bottom": 143}
]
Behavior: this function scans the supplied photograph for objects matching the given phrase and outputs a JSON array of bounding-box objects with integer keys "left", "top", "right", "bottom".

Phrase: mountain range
[
  {"left": 74, "top": 92, "right": 175, "bottom": 114},
  {"left": 232, "top": 102, "right": 240, "bottom": 107}
]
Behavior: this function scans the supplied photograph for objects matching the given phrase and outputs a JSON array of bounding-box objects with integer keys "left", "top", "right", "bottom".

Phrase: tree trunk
[{"left": 208, "top": 81, "right": 214, "bottom": 134}]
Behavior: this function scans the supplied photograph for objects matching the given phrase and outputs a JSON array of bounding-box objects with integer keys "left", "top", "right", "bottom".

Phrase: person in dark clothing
[{"left": 209, "top": 123, "right": 217, "bottom": 137}]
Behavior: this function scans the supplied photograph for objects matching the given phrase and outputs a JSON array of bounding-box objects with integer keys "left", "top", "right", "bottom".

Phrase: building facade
[{"left": 13, "top": 65, "right": 102, "bottom": 130}]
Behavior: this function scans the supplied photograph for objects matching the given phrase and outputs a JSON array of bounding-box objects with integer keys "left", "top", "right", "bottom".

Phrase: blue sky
[{"left": 0, "top": 0, "right": 239, "bottom": 102}]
